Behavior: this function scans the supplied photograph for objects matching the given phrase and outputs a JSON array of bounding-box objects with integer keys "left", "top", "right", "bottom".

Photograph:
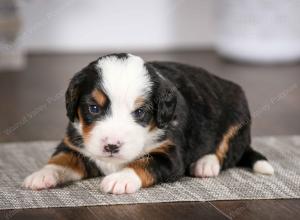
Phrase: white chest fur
[{"left": 94, "top": 159, "right": 125, "bottom": 175}]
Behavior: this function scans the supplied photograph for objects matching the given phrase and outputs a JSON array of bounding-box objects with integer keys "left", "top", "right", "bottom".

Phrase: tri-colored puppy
[{"left": 23, "top": 53, "right": 274, "bottom": 194}]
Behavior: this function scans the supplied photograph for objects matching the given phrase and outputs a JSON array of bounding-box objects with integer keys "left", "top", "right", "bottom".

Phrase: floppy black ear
[
  {"left": 155, "top": 83, "right": 177, "bottom": 129},
  {"left": 65, "top": 72, "right": 86, "bottom": 122}
]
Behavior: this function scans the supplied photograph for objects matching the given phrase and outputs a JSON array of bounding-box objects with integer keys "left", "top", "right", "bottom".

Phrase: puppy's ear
[
  {"left": 155, "top": 82, "right": 177, "bottom": 129},
  {"left": 65, "top": 72, "right": 86, "bottom": 122}
]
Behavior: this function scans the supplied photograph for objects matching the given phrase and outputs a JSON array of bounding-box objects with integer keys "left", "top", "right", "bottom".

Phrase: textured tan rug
[{"left": 0, "top": 136, "right": 300, "bottom": 210}]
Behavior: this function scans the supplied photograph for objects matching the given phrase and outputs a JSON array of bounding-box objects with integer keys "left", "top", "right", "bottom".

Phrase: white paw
[
  {"left": 192, "top": 154, "right": 220, "bottom": 178},
  {"left": 253, "top": 160, "right": 274, "bottom": 175},
  {"left": 100, "top": 168, "right": 142, "bottom": 194},
  {"left": 22, "top": 165, "right": 60, "bottom": 190}
]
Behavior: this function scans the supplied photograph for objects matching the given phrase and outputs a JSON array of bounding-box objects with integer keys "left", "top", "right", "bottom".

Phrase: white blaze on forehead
[{"left": 97, "top": 54, "right": 152, "bottom": 111}]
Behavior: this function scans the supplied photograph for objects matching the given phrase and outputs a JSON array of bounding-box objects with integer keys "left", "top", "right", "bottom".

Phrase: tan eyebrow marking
[
  {"left": 134, "top": 96, "right": 157, "bottom": 131},
  {"left": 92, "top": 89, "right": 107, "bottom": 107},
  {"left": 134, "top": 96, "right": 145, "bottom": 108}
]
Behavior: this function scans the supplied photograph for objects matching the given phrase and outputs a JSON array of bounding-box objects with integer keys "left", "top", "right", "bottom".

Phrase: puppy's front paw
[
  {"left": 22, "top": 165, "right": 60, "bottom": 190},
  {"left": 192, "top": 154, "right": 220, "bottom": 178},
  {"left": 100, "top": 168, "right": 142, "bottom": 194}
]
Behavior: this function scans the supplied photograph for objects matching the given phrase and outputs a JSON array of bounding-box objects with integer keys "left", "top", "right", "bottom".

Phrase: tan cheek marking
[
  {"left": 150, "top": 139, "right": 173, "bottom": 154},
  {"left": 92, "top": 89, "right": 107, "bottom": 107},
  {"left": 127, "top": 157, "right": 154, "bottom": 188},
  {"left": 77, "top": 108, "right": 94, "bottom": 142},
  {"left": 215, "top": 125, "right": 240, "bottom": 165},
  {"left": 48, "top": 152, "right": 86, "bottom": 177},
  {"left": 148, "top": 118, "right": 157, "bottom": 132},
  {"left": 127, "top": 139, "right": 173, "bottom": 187}
]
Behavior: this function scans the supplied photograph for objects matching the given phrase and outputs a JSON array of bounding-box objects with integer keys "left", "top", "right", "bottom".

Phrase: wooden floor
[{"left": 0, "top": 50, "right": 299, "bottom": 219}]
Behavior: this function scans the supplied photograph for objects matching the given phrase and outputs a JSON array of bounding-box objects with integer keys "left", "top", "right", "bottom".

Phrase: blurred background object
[
  {"left": 3, "top": 0, "right": 298, "bottom": 65},
  {"left": 16, "top": 0, "right": 214, "bottom": 52},
  {"left": 0, "top": 0, "right": 24, "bottom": 70},
  {"left": 0, "top": 0, "right": 299, "bottom": 142},
  {"left": 215, "top": 0, "right": 300, "bottom": 63}
]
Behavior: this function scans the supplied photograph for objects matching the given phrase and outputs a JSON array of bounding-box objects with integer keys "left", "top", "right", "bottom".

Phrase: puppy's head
[{"left": 66, "top": 53, "right": 177, "bottom": 163}]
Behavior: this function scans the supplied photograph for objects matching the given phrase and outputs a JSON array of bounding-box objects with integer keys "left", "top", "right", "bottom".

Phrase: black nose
[{"left": 104, "top": 144, "right": 120, "bottom": 154}]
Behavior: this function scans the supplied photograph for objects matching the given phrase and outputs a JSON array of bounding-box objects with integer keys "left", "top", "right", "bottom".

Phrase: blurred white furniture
[
  {"left": 0, "top": 0, "right": 24, "bottom": 70},
  {"left": 215, "top": 0, "right": 300, "bottom": 63}
]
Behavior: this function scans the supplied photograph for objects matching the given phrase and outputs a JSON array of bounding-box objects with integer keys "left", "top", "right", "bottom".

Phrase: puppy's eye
[
  {"left": 89, "top": 105, "right": 100, "bottom": 114},
  {"left": 133, "top": 108, "right": 145, "bottom": 119}
]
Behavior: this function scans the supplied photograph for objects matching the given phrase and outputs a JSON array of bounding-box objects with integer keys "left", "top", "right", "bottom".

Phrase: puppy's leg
[
  {"left": 191, "top": 125, "right": 240, "bottom": 178},
  {"left": 100, "top": 140, "right": 183, "bottom": 194},
  {"left": 191, "top": 154, "right": 221, "bottom": 178},
  {"left": 238, "top": 147, "right": 274, "bottom": 175},
  {"left": 23, "top": 142, "right": 91, "bottom": 190}
]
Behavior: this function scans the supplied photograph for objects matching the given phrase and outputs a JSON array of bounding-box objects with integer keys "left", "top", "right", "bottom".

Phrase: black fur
[
  {"left": 65, "top": 64, "right": 100, "bottom": 122},
  {"left": 154, "top": 82, "right": 177, "bottom": 129},
  {"left": 146, "top": 61, "right": 268, "bottom": 174}
]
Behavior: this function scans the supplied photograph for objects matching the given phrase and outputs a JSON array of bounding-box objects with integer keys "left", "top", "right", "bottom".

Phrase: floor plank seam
[
  {"left": 208, "top": 202, "right": 232, "bottom": 220},
  {"left": 87, "top": 207, "right": 101, "bottom": 220}
]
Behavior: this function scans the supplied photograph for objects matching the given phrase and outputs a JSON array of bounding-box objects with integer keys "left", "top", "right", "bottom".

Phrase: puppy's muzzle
[{"left": 104, "top": 144, "right": 120, "bottom": 154}]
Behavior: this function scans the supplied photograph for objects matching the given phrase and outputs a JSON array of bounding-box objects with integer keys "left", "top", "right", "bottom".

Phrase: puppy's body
[
  {"left": 151, "top": 62, "right": 251, "bottom": 169},
  {"left": 23, "top": 54, "right": 274, "bottom": 194}
]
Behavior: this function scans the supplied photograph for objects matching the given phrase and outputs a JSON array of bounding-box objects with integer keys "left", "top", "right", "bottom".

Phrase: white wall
[{"left": 17, "top": 0, "right": 214, "bottom": 52}]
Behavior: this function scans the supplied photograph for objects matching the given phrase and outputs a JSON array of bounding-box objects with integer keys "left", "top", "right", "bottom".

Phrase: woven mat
[{"left": 0, "top": 136, "right": 300, "bottom": 210}]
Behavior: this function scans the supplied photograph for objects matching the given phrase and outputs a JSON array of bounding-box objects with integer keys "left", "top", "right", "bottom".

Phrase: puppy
[{"left": 23, "top": 53, "right": 274, "bottom": 194}]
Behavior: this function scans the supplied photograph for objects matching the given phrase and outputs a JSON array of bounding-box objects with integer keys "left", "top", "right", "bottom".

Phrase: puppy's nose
[{"left": 104, "top": 144, "right": 120, "bottom": 154}]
